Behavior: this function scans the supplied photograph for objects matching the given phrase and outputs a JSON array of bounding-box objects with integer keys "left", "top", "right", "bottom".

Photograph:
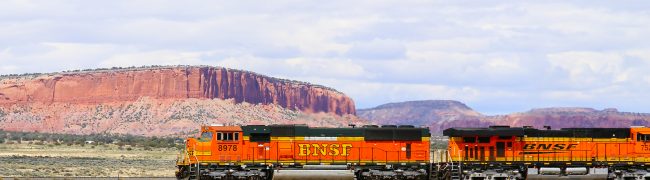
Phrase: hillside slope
[{"left": 357, "top": 100, "right": 486, "bottom": 133}]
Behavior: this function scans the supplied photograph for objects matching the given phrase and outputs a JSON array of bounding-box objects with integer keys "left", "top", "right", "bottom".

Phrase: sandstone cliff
[
  {"left": 0, "top": 66, "right": 360, "bottom": 136},
  {"left": 0, "top": 66, "right": 355, "bottom": 115}
]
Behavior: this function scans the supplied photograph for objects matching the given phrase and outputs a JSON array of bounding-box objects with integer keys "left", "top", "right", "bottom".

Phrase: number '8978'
[{"left": 218, "top": 145, "right": 237, "bottom": 151}]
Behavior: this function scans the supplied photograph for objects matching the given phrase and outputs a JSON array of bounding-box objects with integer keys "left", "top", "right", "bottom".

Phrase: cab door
[
  {"left": 634, "top": 132, "right": 650, "bottom": 163},
  {"left": 215, "top": 131, "right": 242, "bottom": 163},
  {"left": 249, "top": 133, "right": 271, "bottom": 163}
]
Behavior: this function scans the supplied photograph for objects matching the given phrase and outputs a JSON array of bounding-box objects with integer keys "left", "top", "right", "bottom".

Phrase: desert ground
[{"left": 0, "top": 142, "right": 179, "bottom": 177}]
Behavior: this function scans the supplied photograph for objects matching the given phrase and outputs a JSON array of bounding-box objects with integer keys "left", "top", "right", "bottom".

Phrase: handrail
[
  {"left": 447, "top": 150, "right": 460, "bottom": 178},
  {"left": 192, "top": 144, "right": 200, "bottom": 178}
]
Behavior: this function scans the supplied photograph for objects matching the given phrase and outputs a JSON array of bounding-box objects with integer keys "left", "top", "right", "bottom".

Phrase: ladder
[
  {"left": 188, "top": 146, "right": 200, "bottom": 180},
  {"left": 448, "top": 151, "right": 461, "bottom": 180},
  {"left": 189, "top": 163, "right": 199, "bottom": 180}
]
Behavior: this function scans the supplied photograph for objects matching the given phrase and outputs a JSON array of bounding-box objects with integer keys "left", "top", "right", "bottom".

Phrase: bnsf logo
[
  {"left": 523, "top": 143, "right": 578, "bottom": 150},
  {"left": 298, "top": 144, "right": 353, "bottom": 156}
]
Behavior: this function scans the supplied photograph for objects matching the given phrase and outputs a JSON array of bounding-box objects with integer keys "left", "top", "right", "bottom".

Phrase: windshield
[{"left": 199, "top": 131, "right": 213, "bottom": 141}]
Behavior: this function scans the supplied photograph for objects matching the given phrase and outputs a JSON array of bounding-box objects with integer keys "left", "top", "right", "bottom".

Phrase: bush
[{"left": 126, "top": 147, "right": 132, "bottom": 151}]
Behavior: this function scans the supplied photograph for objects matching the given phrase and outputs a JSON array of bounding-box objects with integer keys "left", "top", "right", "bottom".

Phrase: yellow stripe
[
  {"left": 193, "top": 151, "right": 212, "bottom": 156},
  {"left": 244, "top": 136, "right": 427, "bottom": 141},
  {"left": 270, "top": 136, "right": 369, "bottom": 141},
  {"left": 337, "top": 137, "right": 364, "bottom": 141},
  {"left": 184, "top": 160, "right": 428, "bottom": 164},
  {"left": 449, "top": 137, "right": 463, "bottom": 141},
  {"left": 271, "top": 137, "right": 306, "bottom": 141}
]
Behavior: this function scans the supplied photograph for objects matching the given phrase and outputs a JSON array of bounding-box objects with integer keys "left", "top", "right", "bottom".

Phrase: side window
[
  {"left": 216, "top": 132, "right": 241, "bottom": 141},
  {"left": 638, "top": 133, "right": 650, "bottom": 142}
]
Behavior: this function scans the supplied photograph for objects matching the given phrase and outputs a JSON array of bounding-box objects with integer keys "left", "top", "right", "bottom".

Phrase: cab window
[
  {"left": 199, "top": 131, "right": 213, "bottom": 142},
  {"left": 638, "top": 133, "right": 650, "bottom": 141},
  {"left": 216, "top": 132, "right": 240, "bottom": 141}
]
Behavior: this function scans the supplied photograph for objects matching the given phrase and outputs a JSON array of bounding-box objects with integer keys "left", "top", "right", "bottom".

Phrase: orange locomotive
[
  {"left": 443, "top": 126, "right": 650, "bottom": 179},
  {"left": 176, "top": 124, "right": 431, "bottom": 180}
]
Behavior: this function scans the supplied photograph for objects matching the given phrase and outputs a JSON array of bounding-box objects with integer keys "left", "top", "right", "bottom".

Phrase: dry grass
[{"left": 0, "top": 143, "right": 178, "bottom": 177}]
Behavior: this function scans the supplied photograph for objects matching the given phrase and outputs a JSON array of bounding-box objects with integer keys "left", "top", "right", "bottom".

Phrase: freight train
[{"left": 176, "top": 124, "right": 650, "bottom": 180}]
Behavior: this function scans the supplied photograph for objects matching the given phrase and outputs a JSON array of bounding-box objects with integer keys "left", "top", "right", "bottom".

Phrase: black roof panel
[{"left": 443, "top": 126, "right": 630, "bottom": 139}]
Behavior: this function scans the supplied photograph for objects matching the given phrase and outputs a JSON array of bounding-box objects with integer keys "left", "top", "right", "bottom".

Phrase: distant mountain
[
  {"left": 357, "top": 100, "right": 487, "bottom": 133},
  {"left": 488, "top": 107, "right": 650, "bottom": 129},
  {"left": 359, "top": 100, "right": 650, "bottom": 134}
]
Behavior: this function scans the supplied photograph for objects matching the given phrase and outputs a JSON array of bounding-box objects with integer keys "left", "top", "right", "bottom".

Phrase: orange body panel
[
  {"left": 181, "top": 126, "right": 430, "bottom": 166},
  {"left": 447, "top": 127, "right": 650, "bottom": 164}
]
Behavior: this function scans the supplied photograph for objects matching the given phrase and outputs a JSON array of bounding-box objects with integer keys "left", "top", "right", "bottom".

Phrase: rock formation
[
  {"left": 0, "top": 66, "right": 361, "bottom": 136},
  {"left": 0, "top": 66, "right": 355, "bottom": 115}
]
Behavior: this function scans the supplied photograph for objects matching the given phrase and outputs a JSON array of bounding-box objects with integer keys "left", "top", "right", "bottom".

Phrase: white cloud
[
  {"left": 1, "top": 1, "right": 650, "bottom": 114},
  {"left": 216, "top": 56, "right": 372, "bottom": 80}
]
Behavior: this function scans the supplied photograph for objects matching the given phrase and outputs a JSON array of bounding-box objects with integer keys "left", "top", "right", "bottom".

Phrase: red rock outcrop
[
  {"left": 0, "top": 66, "right": 355, "bottom": 115},
  {"left": 0, "top": 66, "right": 361, "bottom": 136}
]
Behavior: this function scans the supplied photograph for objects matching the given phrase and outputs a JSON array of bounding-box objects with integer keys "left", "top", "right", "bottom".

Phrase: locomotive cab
[
  {"left": 631, "top": 126, "right": 650, "bottom": 156},
  {"left": 185, "top": 125, "right": 244, "bottom": 164}
]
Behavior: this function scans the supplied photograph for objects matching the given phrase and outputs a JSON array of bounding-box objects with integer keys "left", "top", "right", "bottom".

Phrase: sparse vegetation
[
  {"left": 0, "top": 143, "right": 177, "bottom": 177},
  {"left": 0, "top": 130, "right": 183, "bottom": 150}
]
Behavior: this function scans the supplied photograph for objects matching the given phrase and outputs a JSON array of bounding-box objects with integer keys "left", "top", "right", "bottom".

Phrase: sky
[{"left": 1, "top": 1, "right": 650, "bottom": 115}]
